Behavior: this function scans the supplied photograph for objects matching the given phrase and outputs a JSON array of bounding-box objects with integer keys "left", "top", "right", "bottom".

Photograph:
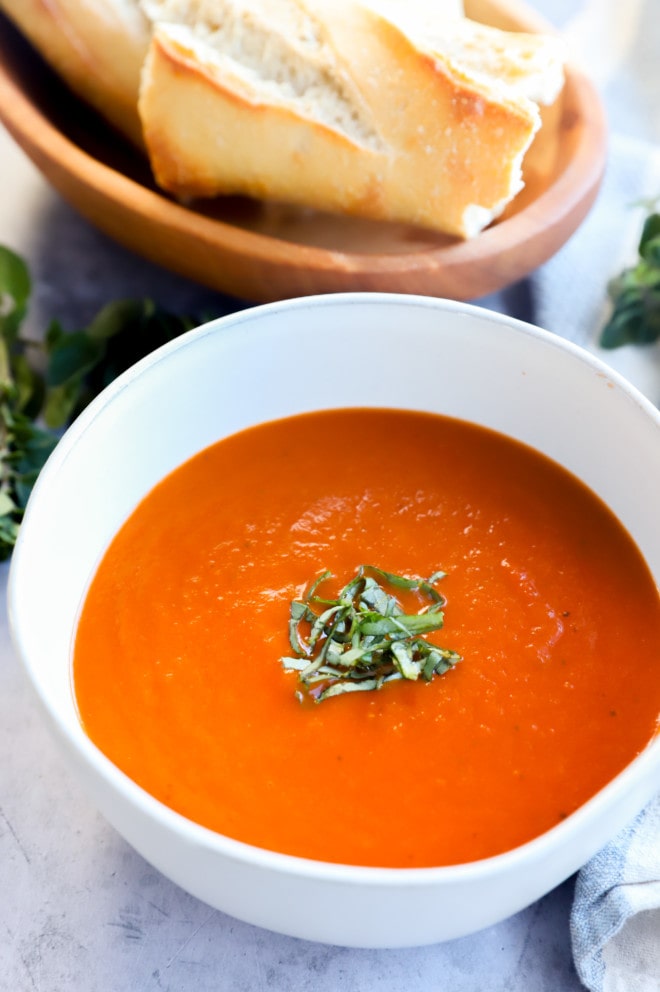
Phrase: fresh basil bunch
[
  {"left": 601, "top": 211, "right": 660, "bottom": 348},
  {"left": 0, "top": 246, "right": 201, "bottom": 559}
]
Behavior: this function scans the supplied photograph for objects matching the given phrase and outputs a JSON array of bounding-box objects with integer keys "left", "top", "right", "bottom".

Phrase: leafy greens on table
[
  {"left": 0, "top": 246, "right": 201, "bottom": 560},
  {"left": 600, "top": 211, "right": 660, "bottom": 348}
]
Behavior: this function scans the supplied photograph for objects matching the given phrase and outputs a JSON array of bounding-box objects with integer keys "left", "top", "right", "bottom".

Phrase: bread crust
[
  {"left": 0, "top": 0, "right": 149, "bottom": 145},
  {"left": 2, "top": 0, "right": 563, "bottom": 238},
  {"left": 139, "top": 1, "right": 541, "bottom": 237}
]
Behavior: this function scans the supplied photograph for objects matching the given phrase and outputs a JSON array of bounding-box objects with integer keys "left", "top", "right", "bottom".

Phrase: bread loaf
[
  {"left": 0, "top": 0, "right": 150, "bottom": 146},
  {"left": 0, "top": 0, "right": 566, "bottom": 238},
  {"left": 139, "top": 0, "right": 563, "bottom": 237}
]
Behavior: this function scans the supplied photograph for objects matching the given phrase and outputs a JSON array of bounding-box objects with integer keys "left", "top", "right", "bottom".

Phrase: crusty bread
[
  {"left": 0, "top": 0, "right": 150, "bottom": 146},
  {"left": 361, "top": 1, "right": 564, "bottom": 106},
  {"left": 138, "top": 0, "right": 559, "bottom": 237},
  {"left": 1, "top": 0, "right": 566, "bottom": 238},
  {"left": 427, "top": 18, "right": 566, "bottom": 106}
]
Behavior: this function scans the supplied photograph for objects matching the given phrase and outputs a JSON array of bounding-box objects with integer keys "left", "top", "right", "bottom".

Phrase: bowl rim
[{"left": 9, "top": 291, "right": 660, "bottom": 885}]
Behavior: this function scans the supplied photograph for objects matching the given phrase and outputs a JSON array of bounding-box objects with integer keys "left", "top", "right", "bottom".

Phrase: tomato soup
[{"left": 73, "top": 409, "right": 660, "bottom": 868}]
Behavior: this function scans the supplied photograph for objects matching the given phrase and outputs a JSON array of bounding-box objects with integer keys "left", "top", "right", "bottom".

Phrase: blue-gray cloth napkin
[{"left": 570, "top": 796, "right": 660, "bottom": 992}]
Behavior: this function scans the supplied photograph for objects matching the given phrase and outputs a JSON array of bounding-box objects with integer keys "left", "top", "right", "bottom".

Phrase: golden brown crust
[
  {"left": 139, "top": 2, "right": 542, "bottom": 237},
  {"left": 1, "top": 0, "right": 562, "bottom": 237},
  {"left": 0, "top": 0, "right": 149, "bottom": 145},
  {"left": 140, "top": 28, "right": 385, "bottom": 206}
]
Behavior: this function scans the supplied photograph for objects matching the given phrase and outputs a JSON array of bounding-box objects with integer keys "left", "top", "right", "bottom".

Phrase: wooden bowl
[{"left": 0, "top": 1, "right": 607, "bottom": 303}]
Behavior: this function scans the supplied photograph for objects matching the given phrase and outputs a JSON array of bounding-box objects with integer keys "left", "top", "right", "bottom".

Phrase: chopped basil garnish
[{"left": 280, "top": 565, "right": 461, "bottom": 703}]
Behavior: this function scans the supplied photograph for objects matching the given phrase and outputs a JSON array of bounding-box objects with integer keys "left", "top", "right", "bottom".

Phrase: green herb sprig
[
  {"left": 0, "top": 245, "right": 205, "bottom": 559},
  {"left": 600, "top": 208, "right": 660, "bottom": 349},
  {"left": 280, "top": 565, "right": 461, "bottom": 703}
]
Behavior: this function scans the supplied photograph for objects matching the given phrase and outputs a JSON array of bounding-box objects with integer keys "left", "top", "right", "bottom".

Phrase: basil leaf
[
  {"left": 0, "top": 245, "right": 208, "bottom": 557},
  {"left": 639, "top": 213, "right": 660, "bottom": 260},
  {"left": 281, "top": 566, "right": 460, "bottom": 703},
  {"left": 600, "top": 210, "right": 660, "bottom": 349},
  {"left": 0, "top": 246, "right": 30, "bottom": 343},
  {"left": 357, "top": 613, "right": 445, "bottom": 637}
]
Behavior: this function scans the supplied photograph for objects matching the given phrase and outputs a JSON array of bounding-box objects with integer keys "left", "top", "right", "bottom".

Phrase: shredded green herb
[{"left": 280, "top": 565, "right": 461, "bottom": 703}]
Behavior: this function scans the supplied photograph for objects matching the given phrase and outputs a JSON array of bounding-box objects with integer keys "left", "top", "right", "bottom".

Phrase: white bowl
[{"left": 8, "top": 293, "right": 660, "bottom": 949}]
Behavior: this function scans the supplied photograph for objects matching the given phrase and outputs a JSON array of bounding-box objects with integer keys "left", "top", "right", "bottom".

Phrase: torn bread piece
[
  {"left": 0, "top": 0, "right": 150, "bottom": 146},
  {"left": 356, "top": 1, "right": 565, "bottom": 105},
  {"left": 2, "top": 0, "right": 565, "bottom": 237},
  {"left": 138, "top": 0, "right": 549, "bottom": 238},
  {"left": 426, "top": 18, "right": 566, "bottom": 106}
]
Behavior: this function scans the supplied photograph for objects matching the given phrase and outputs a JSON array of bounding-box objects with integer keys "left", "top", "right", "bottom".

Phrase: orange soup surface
[{"left": 74, "top": 409, "right": 660, "bottom": 867}]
